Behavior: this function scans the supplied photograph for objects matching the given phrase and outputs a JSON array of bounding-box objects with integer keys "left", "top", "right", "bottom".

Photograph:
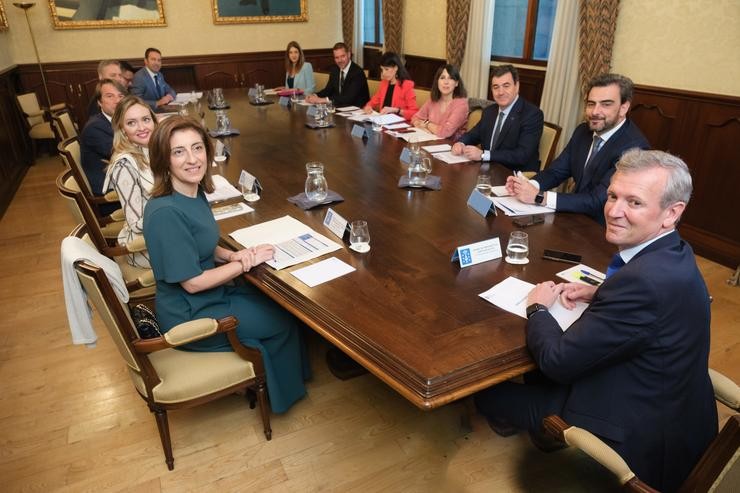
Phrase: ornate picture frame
[
  {"left": 0, "top": 1, "right": 8, "bottom": 31},
  {"left": 47, "top": 0, "right": 166, "bottom": 29},
  {"left": 212, "top": 0, "right": 307, "bottom": 25}
]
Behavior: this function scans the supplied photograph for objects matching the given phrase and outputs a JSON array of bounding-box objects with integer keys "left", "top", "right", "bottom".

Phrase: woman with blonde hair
[{"left": 103, "top": 95, "right": 158, "bottom": 268}]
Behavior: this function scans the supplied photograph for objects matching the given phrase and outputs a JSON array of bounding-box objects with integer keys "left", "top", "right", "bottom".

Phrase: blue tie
[
  {"left": 605, "top": 253, "right": 625, "bottom": 278},
  {"left": 154, "top": 74, "right": 162, "bottom": 98}
]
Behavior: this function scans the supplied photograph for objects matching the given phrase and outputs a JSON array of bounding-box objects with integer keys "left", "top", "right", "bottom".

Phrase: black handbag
[{"left": 130, "top": 304, "right": 161, "bottom": 339}]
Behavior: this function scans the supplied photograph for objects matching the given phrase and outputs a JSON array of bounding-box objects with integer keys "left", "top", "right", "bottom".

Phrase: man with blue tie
[
  {"left": 476, "top": 149, "right": 717, "bottom": 492},
  {"left": 131, "top": 47, "right": 176, "bottom": 111},
  {"left": 452, "top": 64, "right": 544, "bottom": 172},
  {"left": 506, "top": 73, "right": 649, "bottom": 223}
]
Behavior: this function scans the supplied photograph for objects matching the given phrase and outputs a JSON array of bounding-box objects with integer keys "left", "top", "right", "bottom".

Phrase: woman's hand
[
  {"left": 380, "top": 106, "right": 399, "bottom": 115},
  {"left": 363, "top": 106, "right": 373, "bottom": 114},
  {"left": 230, "top": 245, "right": 275, "bottom": 272}
]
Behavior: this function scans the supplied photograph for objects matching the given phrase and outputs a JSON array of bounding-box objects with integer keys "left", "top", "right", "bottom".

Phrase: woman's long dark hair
[
  {"left": 379, "top": 52, "right": 411, "bottom": 82},
  {"left": 429, "top": 64, "right": 467, "bottom": 102}
]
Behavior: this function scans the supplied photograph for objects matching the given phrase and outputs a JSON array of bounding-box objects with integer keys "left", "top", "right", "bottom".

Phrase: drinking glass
[
  {"left": 305, "top": 161, "right": 328, "bottom": 202},
  {"left": 349, "top": 220, "right": 371, "bottom": 253},
  {"left": 371, "top": 119, "right": 382, "bottom": 132},
  {"left": 240, "top": 181, "right": 260, "bottom": 202},
  {"left": 326, "top": 101, "right": 335, "bottom": 113},
  {"left": 213, "top": 88, "right": 225, "bottom": 108},
  {"left": 505, "top": 231, "right": 530, "bottom": 264},
  {"left": 476, "top": 174, "right": 492, "bottom": 195}
]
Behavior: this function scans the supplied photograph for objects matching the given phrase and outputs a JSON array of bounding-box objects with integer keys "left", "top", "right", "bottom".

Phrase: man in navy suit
[
  {"left": 452, "top": 64, "right": 544, "bottom": 172},
  {"left": 507, "top": 73, "right": 649, "bottom": 223},
  {"left": 131, "top": 47, "right": 176, "bottom": 111},
  {"left": 476, "top": 149, "right": 717, "bottom": 492},
  {"left": 307, "top": 42, "right": 369, "bottom": 108}
]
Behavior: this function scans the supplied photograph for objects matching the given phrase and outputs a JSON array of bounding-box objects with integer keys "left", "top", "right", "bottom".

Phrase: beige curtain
[
  {"left": 341, "top": 0, "right": 354, "bottom": 47},
  {"left": 578, "top": 0, "right": 620, "bottom": 95},
  {"left": 382, "top": 0, "right": 404, "bottom": 54},
  {"left": 460, "top": 0, "right": 494, "bottom": 99},
  {"left": 446, "top": 0, "right": 471, "bottom": 68},
  {"left": 541, "top": 0, "right": 582, "bottom": 153}
]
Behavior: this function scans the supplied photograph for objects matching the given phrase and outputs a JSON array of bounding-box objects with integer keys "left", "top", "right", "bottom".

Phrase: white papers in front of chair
[
  {"left": 173, "top": 92, "right": 203, "bottom": 104},
  {"left": 396, "top": 129, "right": 441, "bottom": 143},
  {"left": 337, "top": 106, "right": 361, "bottom": 112},
  {"left": 290, "top": 257, "right": 355, "bottom": 287},
  {"left": 230, "top": 215, "right": 342, "bottom": 270},
  {"left": 212, "top": 202, "right": 254, "bottom": 220},
  {"left": 479, "top": 276, "right": 588, "bottom": 331},
  {"left": 205, "top": 175, "right": 242, "bottom": 203},
  {"left": 491, "top": 185, "right": 510, "bottom": 197},
  {"left": 491, "top": 196, "right": 553, "bottom": 216},
  {"left": 369, "top": 113, "right": 406, "bottom": 125},
  {"left": 432, "top": 151, "right": 471, "bottom": 164},
  {"left": 422, "top": 144, "right": 452, "bottom": 153}
]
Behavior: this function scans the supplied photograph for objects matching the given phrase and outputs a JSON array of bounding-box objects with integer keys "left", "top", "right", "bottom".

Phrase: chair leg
[
  {"left": 245, "top": 387, "right": 257, "bottom": 409},
  {"left": 150, "top": 404, "right": 175, "bottom": 470},
  {"left": 255, "top": 380, "right": 272, "bottom": 441}
]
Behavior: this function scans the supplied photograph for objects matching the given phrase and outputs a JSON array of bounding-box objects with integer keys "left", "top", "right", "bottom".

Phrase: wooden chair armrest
[
  {"left": 24, "top": 109, "right": 46, "bottom": 118},
  {"left": 133, "top": 316, "right": 239, "bottom": 353},
  {"left": 109, "top": 210, "right": 125, "bottom": 224},
  {"left": 104, "top": 190, "right": 119, "bottom": 202},
  {"left": 127, "top": 236, "right": 147, "bottom": 253},
  {"left": 50, "top": 102, "right": 67, "bottom": 112},
  {"left": 710, "top": 368, "right": 740, "bottom": 410},
  {"left": 543, "top": 416, "right": 658, "bottom": 492}
]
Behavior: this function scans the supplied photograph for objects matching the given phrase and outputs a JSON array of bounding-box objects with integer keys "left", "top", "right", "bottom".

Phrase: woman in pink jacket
[
  {"left": 363, "top": 52, "right": 418, "bottom": 120},
  {"left": 411, "top": 64, "right": 469, "bottom": 140}
]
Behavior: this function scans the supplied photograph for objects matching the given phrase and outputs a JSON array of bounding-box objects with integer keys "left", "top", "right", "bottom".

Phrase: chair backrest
[
  {"left": 539, "top": 121, "right": 562, "bottom": 170},
  {"left": 414, "top": 88, "right": 430, "bottom": 109},
  {"left": 17, "top": 92, "right": 44, "bottom": 127},
  {"left": 467, "top": 108, "right": 483, "bottom": 131},
  {"left": 52, "top": 110, "right": 78, "bottom": 141},
  {"left": 367, "top": 78, "right": 380, "bottom": 98},
  {"left": 58, "top": 136, "right": 95, "bottom": 200},
  {"left": 56, "top": 169, "right": 109, "bottom": 253},
  {"left": 314, "top": 71, "right": 329, "bottom": 91}
]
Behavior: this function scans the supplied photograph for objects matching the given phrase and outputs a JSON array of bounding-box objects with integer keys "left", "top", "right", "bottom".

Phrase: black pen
[{"left": 579, "top": 275, "right": 601, "bottom": 286}]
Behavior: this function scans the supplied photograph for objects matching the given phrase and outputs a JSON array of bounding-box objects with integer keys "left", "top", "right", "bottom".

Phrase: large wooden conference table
[{"left": 210, "top": 89, "right": 614, "bottom": 410}]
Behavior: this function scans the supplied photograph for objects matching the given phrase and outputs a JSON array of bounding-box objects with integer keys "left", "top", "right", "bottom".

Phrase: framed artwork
[
  {"left": 0, "top": 1, "right": 7, "bottom": 31},
  {"left": 212, "top": 0, "right": 307, "bottom": 24},
  {"left": 47, "top": 0, "right": 166, "bottom": 29}
]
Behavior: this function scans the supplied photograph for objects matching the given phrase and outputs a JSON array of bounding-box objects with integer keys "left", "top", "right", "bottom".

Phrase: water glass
[
  {"left": 305, "top": 161, "right": 328, "bottom": 202},
  {"left": 349, "top": 220, "right": 371, "bottom": 253},
  {"left": 212, "top": 88, "right": 225, "bottom": 108},
  {"left": 476, "top": 174, "right": 492, "bottom": 195},
  {"left": 326, "top": 101, "right": 335, "bottom": 113},
  {"left": 371, "top": 119, "right": 382, "bottom": 132},
  {"left": 505, "top": 231, "right": 530, "bottom": 264},
  {"left": 240, "top": 181, "right": 260, "bottom": 202}
]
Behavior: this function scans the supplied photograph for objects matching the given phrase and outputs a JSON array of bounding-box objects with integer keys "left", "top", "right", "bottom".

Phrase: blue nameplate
[
  {"left": 351, "top": 124, "right": 368, "bottom": 138},
  {"left": 467, "top": 189, "right": 497, "bottom": 217},
  {"left": 399, "top": 147, "right": 412, "bottom": 164},
  {"left": 248, "top": 88, "right": 257, "bottom": 96},
  {"left": 451, "top": 237, "right": 503, "bottom": 268},
  {"left": 306, "top": 106, "right": 318, "bottom": 117},
  {"left": 279, "top": 96, "right": 290, "bottom": 106}
]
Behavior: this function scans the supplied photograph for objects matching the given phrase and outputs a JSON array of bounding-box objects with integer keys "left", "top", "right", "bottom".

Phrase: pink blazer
[{"left": 365, "top": 79, "right": 419, "bottom": 120}]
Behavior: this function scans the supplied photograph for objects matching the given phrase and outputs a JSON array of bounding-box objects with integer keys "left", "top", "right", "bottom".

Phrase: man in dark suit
[
  {"left": 80, "top": 79, "right": 125, "bottom": 214},
  {"left": 86, "top": 60, "right": 128, "bottom": 118},
  {"left": 476, "top": 149, "right": 717, "bottom": 492},
  {"left": 507, "top": 73, "right": 649, "bottom": 223},
  {"left": 131, "top": 47, "right": 176, "bottom": 111},
  {"left": 452, "top": 64, "right": 544, "bottom": 172},
  {"left": 306, "top": 42, "right": 369, "bottom": 108}
]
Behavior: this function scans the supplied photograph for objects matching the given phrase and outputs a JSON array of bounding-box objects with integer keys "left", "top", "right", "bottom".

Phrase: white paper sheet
[
  {"left": 491, "top": 196, "right": 554, "bottom": 216},
  {"left": 173, "top": 92, "right": 203, "bottom": 104},
  {"left": 205, "top": 175, "right": 242, "bottom": 203},
  {"left": 385, "top": 122, "right": 411, "bottom": 129},
  {"left": 290, "top": 257, "right": 356, "bottom": 287},
  {"left": 212, "top": 202, "right": 254, "bottom": 220},
  {"left": 556, "top": 264, "right": 606, "bottom": 286},
  {"left": 479, "top": 276, "right": 588, "bottom": 331},
  {"left": 369, "top": 113, "right": 406, "bottom": 125},
  {"left": 337, "top": 106, "right": 360, "bottom": 112},
  {"left": 396, "top": 129, "right": 441, "bottom": 143},
  {"left": 433, "top": 151, "right": 472, "bottom": 164},
  {"left": 230, "top": 215, "right": 342, "bottom": 270},
  {"left": 422, "top": 144, "right": 452, "bottom": 153},
  {"left": 491, "top": 185, "right": 510, "bottom": 197}
]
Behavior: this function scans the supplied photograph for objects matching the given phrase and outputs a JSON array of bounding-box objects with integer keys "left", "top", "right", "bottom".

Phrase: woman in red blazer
[{"left": 363, "top": 52, "right": 418, "bottom": 120}]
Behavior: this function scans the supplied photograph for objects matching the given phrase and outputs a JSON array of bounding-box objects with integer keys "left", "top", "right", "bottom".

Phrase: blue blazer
[
  {"left": 527, "top": 231, "right": 717, "bottom": 492},
  {"left": 286, "top": 62, "right": 315, "bottom": 95},
  {"left": 534, "top": 119, "right": 649, "bottom": 223},
  {"left": 80, "top": 113, "right": 114, "bottom": 196},
  {"left": 131, "top": 67, "right": 176, "bottom": 110},
  {"left": 459, "top": 97, "right": 544, "bottom": 172}
]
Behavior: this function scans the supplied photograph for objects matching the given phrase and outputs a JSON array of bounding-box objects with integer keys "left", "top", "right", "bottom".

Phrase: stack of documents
[
  {"left": 205, "top": 175, "right": 242, "bottom": 203},
  {"left": 173, "top": 92, "right": 203, "bottom": 104},
  {"left": 491, "top": 196, "right": 553, "bottom": 216}
]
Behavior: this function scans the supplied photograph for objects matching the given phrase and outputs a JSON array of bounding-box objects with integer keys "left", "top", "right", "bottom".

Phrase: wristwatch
[
  {"left": 534, "top": 191, "right": 545, "bottom": 205},
  {"left": 526, "top": 303, "right": 549, "bottom": 318}
]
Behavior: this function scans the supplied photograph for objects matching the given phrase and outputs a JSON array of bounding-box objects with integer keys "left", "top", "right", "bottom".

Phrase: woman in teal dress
[{"left": 143, "top": 115, "right": 308, "bottom": 414}]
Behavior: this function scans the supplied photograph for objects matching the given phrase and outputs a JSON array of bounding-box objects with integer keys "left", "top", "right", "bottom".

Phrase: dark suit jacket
[
  {"left": 458, "top": 97, "right": 544, "bottom": 172},
  {"left": 316, "top": 61, "right": 370, "bottom": 108},
  {"left": 527, "top": 231, "right": 717, "bottom": 492},
  {"left": 80, "top": 113, "right": 114, "bottom": 197},
  {"left": 534, "top": 119, "right": 649, "bottom": 223},
  {"left": 131, "top": 68, "right": 176, "bottom": 110}
]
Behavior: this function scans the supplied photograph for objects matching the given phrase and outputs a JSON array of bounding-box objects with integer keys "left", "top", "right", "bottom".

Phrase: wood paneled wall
[{"left": 0, "top": 66, "right": 32, "bottom": 218}]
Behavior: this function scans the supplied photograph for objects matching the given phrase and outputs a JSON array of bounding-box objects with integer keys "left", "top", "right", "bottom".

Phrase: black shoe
[
  {"left": 486, "top": 416, "right": 518, "bottom": 437},
  {"left": 528, "top": 429, "right": 567, "bottom": 453},
  {"left": 326, "top": 347, "right": 368, "bottom": 380}
]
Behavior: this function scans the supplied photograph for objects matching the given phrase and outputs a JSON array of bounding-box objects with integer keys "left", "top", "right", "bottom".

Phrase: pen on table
[
  {"left": 580, "top": 269, "right": 605, "bottom": 281},
  {"left": 579, "top": 275, "right": 601, "bottom": 286}
]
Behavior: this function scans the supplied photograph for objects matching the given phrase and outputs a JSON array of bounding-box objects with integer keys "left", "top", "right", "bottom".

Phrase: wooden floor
[{"left": 1, "top": 156, "right": 738, "bottom": 492}]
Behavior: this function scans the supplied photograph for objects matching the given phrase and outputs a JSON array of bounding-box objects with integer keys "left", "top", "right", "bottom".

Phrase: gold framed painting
[
  {"left": 0, "top": 1, "right": 7, "bottom": 31},
  {"left": 48, "top": 0, "right": 166, "bottom": 29},
  {"left": 212, "top": 0, "right": 307, "bottom": 24}
]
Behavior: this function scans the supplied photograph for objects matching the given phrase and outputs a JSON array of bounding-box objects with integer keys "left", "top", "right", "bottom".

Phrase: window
[
  {"left": 491, "top": 0, "right": 557, "bottom": 64},
  {"left": 364, "top": 0, "right": 384, "bottom": 46}
]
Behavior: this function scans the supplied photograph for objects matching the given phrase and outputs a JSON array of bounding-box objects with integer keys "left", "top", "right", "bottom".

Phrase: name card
[
  {"left": 279, "top": 96, "right": 290, "bottom": 106},
  {"left": 239, "top": 170, "right": 262, "bottom": 192},
  {"left": 323, "top": 208, "right": 349, "bottom": 241},
  {"left": 306, "top": 105, "right": 318, "bottom": 117},
  {"left": 467, "top": 189, "right": 497, "bottom": 217},
  {"left": 451, "top": 237, "right": 502, "bottom": 268},
  {"left": 399, "top": 147, "right": 412, "bottom": 164},
  {"left": 247, "top": 88, "right": 257, "bottom": 97},
  {"left": 351, "top": 124, "right": 368, "bottom": 138}
]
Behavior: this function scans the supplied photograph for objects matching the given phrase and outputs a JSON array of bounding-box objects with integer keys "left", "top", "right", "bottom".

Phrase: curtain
[
  {"left": 578, "top": 0, "right": 620, "bottom": 95},
  {"left": 446, "top": 0, "right": 471, "bottom": 68},
  {"left": 460, "top": 0, "right": 494, "bottom": 99},
  {"left": 353, "top": 0, "right": 364, "bottom": 67},
  {"left": 540, "top": 0, "right": 582, "bottom": 153},
  {"left": 341, "top": 0, "right": 354, "bottom": 48},
  {"left": 382, "top": 0, "right": 404, "bottom": 54}
]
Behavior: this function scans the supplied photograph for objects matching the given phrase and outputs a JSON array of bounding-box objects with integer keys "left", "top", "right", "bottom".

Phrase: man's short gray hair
[
  {"left": 97, "top": 60, "right": 120, "bottom": 78},
  {"left": 616, "top": 149, "right": 692, "bottom": 208}
]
